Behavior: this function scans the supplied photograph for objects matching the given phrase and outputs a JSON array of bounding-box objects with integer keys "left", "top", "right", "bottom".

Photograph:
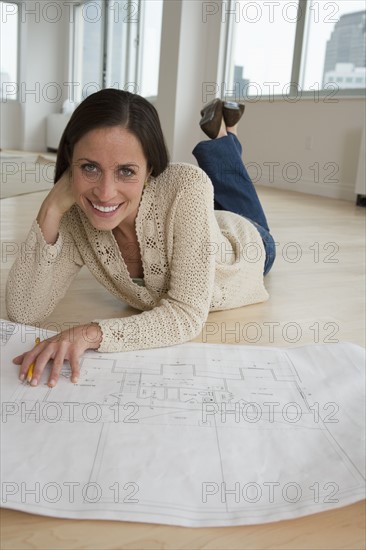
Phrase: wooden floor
[{"left": 0, "top": 185, "right": 365, "bottom": 549}]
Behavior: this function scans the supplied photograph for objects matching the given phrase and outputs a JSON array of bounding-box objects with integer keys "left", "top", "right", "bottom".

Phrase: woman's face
[{"left": 71, "top": 126, "right": 150, "bottom": 232}]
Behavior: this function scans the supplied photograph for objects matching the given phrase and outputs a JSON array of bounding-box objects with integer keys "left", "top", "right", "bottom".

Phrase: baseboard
[{"left": 251, "top": 169, "right": 355, "bottom": 201}]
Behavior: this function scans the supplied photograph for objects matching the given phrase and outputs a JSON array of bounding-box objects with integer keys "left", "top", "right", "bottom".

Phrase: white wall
[
  {"left": 237, "top": 97, "right": 366, "bottom": 201},
  {"left": 1, "top": 0, "right": 70, "bottom": 151}
]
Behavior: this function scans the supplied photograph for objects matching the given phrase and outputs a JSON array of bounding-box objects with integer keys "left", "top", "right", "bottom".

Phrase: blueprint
[{"left": 0, "top": 320, "right": 365, "bottom": 527}]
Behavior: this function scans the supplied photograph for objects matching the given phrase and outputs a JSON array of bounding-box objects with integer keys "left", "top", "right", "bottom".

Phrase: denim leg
[
  {"left": 228, "top": 131, "right": 242, "bottom": 155},
  {"left": 250, "top": 221, "right": 276, "bottom": 275},
  {"left": 192, "top": 134, "right": 276, "bottom": 274},
  {"left": 192, "top": 134, "right": 270, "bottom": 231}
]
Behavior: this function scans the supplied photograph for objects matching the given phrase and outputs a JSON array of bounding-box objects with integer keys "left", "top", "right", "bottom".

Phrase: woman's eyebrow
[
  {"left": 75, "top": 158, "right": 140, "bottom": 168},
  {"left": 75, "top": 157, "right": 99, "bottom": 164},
  {"left": 116, "top": 162, "right": 140, "bottom": 168}
]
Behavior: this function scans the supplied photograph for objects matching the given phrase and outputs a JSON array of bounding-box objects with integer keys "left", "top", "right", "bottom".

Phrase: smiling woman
[{"left": 6, "top": 89, "right": 275, "bottom": 388}]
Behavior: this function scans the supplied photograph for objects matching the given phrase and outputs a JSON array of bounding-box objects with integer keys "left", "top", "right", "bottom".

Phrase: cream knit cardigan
[{"left": 6, "top": 163, "right": 269, "bottom": 352}]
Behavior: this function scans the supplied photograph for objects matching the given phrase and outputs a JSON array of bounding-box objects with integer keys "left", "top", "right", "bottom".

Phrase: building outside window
[{"left": 301, "top": 0, "right": 366, "bottom": 92}]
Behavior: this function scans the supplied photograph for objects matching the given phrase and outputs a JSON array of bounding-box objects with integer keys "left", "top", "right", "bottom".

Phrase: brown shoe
[
  {"left": 199, "top": 99, "right": 223, "bottom": 139},
  {"left": 222, "top": 101, "right": 245, "bottom": 127}
]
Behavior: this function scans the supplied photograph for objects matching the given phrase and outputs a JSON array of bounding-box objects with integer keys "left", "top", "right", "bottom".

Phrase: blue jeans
[{"left": 192, "top": 133, "right": 276, "bottom": 275}]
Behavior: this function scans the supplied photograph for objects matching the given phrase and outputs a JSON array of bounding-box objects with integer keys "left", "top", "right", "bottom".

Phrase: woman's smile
[{"left": 87, "top": 199, "right": 126, "bottom": 216}]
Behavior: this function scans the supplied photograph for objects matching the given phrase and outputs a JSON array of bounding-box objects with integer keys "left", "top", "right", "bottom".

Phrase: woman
[{"left": 6, "top": 89, "right": 275, "bottom": 387}]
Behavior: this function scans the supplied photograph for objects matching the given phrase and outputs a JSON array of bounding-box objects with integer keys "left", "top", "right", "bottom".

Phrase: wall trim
[{"left": 255, "top": 171, "right": 356, "bottom": 201}]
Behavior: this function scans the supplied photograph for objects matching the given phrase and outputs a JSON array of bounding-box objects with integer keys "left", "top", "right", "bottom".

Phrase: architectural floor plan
[{"left": 1, "top": 321, "right": 365, "bottom": 526}]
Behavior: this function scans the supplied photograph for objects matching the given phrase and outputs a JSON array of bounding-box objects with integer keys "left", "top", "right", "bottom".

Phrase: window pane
[
  {"left": 106, "top": 0, "right": 138, "bottom": 90},
  {"left": 107, "top": 0, "right": 163, "bottom": 97},
  {"left": 227, "top": 0, "right": 299, "bottom": 98},
  {"left": 300, "top": 0, "right": 366, "bottom": 91},
  {"left": 139, "top": 0, "right": 163, "bottom": 97},
  {"left": 0, "top": 1, "right": 18, "bottom": 99},
  {"left": 74, "top": 0, "right": 104, "bottom": 100}
]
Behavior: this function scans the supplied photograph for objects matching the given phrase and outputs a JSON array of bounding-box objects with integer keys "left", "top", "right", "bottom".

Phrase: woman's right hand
[
  {"left": 36, "top": 169, "right": 76, "bottom": 244},
  {"left": 45, "top": 169, "right": 76, "bottom": 217}
]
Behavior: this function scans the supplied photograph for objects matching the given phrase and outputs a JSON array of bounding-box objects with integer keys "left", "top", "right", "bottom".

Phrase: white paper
[{"left": 0, "top": 320, "right": 365, "bottom": 527}]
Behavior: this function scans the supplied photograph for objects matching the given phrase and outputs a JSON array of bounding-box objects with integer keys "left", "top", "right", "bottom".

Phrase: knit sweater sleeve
[
  {"left": 6, "top": 219, "right": 84, "bottom": 325},
  {"left": 96, "top": 177, "right": 216, "bottom": 352}
]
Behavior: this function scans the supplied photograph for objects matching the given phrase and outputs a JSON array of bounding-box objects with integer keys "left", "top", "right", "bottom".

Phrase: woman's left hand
[{"left": 13, "top": 324, "right": 103, "bottom": 387}]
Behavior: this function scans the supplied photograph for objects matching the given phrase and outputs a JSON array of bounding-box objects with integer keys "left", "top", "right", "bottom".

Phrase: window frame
[
  {"left": 0, "top": 0, "right": 21, "bottom": 101},
  {"left": 223, "top": 0, "right": 366, "bottom": 101}
]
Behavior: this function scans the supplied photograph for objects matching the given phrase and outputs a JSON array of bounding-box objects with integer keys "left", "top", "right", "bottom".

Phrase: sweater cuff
[{"left": 93, "top": 318, "right": 141, "bottom": 353}]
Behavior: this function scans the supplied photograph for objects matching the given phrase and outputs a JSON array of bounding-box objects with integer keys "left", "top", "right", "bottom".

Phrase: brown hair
[{"left": 54, "top": 89, "right": 169, "bottom": 182}]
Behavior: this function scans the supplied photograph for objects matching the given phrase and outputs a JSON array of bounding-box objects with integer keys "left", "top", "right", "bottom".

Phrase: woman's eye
[
  {"left": 81, "top": 163, "right": 97, "bottom": 173},
  {"left": 118, "top": 167, "right": 134, "bottom": 178},
  {"left": 81, "top": 164, "right": 100, "bottom": 180}
]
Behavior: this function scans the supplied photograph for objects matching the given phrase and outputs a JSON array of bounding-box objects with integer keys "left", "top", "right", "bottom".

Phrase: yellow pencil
[{"left": 26, "top": 337, "right": 41, "bottom": 383}]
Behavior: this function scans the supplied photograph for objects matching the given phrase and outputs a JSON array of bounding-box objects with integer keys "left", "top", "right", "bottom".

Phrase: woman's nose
[{"left": 93, "top": 173, "right": 117, "bottom": 202}]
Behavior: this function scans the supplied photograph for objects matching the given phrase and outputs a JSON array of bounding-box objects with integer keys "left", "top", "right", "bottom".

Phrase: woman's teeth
[{"left": 92, "top": 203, "right": 120, "bottom": 213}]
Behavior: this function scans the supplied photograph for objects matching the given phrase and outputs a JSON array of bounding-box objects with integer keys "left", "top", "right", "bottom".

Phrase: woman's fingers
[
  {"left": 13, "top": 353, "right": 26, "bottom": 365},
  {"left": 46, "top": 350, "right": 81, "bottom": 387},
  {"left": 14, "top": 345, "right": 41, "bottom": 368},
  {"left": 17, "top": 346, "right": 45, "bottom": 381},
  {"left": 22, "top": 343, "right": 82, "bottom": 388},
  {"left": 69, "top": 353, "right": 80, "bottom": 384},
  {"left": 47, "top": 347, "right": 68, "bottom": 388},
  {"left": 13, "top": 325, "right": 92, "bottom": 387},
  {"left": 28, "top": 344, "right": 58, "bottom": 386}
]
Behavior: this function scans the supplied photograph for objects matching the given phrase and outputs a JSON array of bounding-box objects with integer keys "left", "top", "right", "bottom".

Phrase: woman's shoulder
[
  {"left": 153, "top": 162, "right": 213, "bottom": 194},
  {"left": 141, "top": 162, "right": 214, "bottom": 221}
]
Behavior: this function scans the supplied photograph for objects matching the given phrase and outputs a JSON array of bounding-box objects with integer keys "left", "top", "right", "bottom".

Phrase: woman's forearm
[{"left": 6, "top": 220, "right": 83, "bottom": 325}]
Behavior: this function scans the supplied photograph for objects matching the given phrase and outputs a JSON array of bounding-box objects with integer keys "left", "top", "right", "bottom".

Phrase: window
[
  {"left": 105, "top": 0, "right": 139, "bottom": 90},
  {"left": 226, "top": 0, "right": 299, "bottom": 99},
  {"left": 225, "top": 0, "right": 366, "bottom": 98},
  {"left": 137, "top": 0, "right": 163, "bottom": 98},
  {"left": 300, "top": 0, "right": 366, "bottom": 92},
  {"left": 0, "top": 1, "right": 19, "bottom": 100},
  {"left": 73, "top": 0, "right": 104, "bottom": 99},
  {"left": 71, "top": 0, "right": 163, "bottom": 102}
]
